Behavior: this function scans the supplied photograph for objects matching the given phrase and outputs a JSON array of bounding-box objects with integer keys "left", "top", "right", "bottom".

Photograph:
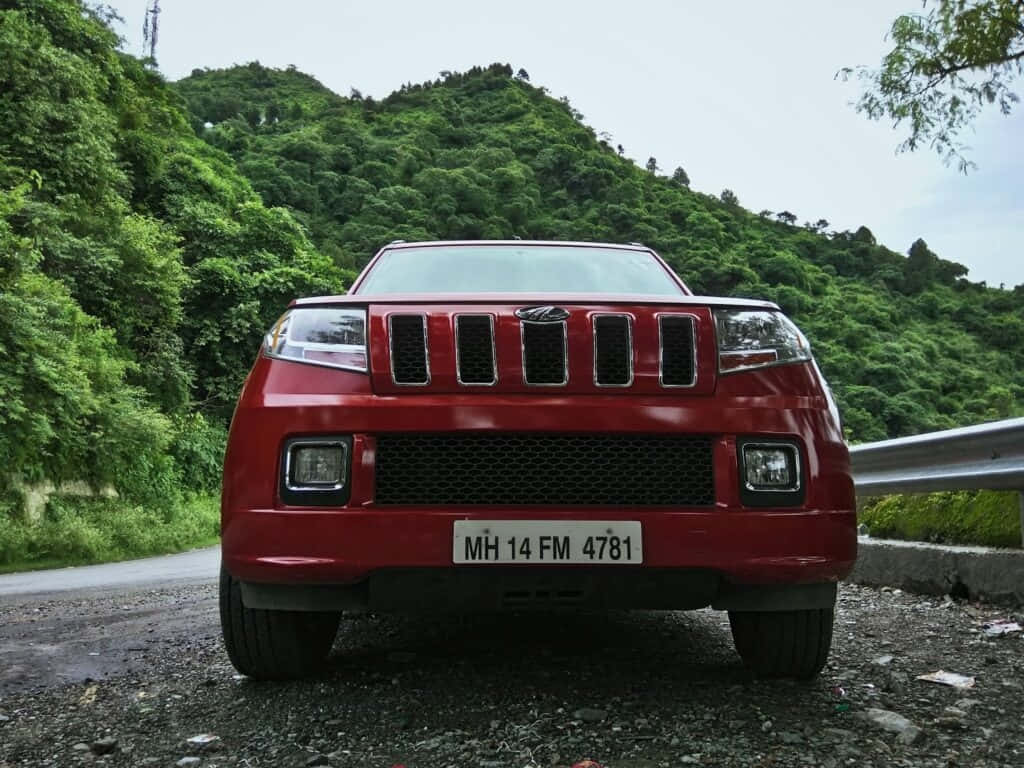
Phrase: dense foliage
[
  {"left": 177, "top": 62, "right": 1024, "bottom": 442},
  {"left": 0, "top": 0, "right": 344, "bottom": 554}
]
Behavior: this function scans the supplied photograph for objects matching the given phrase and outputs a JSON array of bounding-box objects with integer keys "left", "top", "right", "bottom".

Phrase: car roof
[{"left": 379, "top": 239, "right": 652, "bottom": 251}]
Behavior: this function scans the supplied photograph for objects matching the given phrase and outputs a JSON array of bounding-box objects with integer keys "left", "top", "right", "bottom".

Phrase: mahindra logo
[{"left": 515, "top": 306, "right": 570, "bottom": 323}]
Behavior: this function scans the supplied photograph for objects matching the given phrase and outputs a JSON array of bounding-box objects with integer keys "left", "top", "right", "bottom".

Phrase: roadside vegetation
[
  {"left": 0, "top": 1, "right": 1021, "bottom": 567},
  {"left": 860, "top": 490, "right": 1021, "bottom": 549}
]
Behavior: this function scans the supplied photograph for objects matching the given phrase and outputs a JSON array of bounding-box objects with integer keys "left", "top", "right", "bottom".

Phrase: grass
[
  {"left": 859, "top": 489, "right": 1022, "bottom": 549},
  {"left": 0, "top": 493, "right": 220, "bottom": 573}
]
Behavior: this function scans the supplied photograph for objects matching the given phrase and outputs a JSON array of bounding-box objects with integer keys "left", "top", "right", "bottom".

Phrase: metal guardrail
[{"left": 849, "top": 417, "right": 1024, "bottom": 546}]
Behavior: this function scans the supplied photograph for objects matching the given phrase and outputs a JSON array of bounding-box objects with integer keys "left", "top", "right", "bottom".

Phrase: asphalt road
[
  {"left": 1, "top": 552, "right": 1022, "bottom": 767},
  {"left": 0, "top": 546, "right": 219, "bottom": 598}
]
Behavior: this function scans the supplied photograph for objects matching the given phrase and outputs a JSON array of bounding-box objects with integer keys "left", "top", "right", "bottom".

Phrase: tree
[
  {"left": 776, "top": 210, "right": 797, "bottom": 225},
  {"left": 265, "top": 102, "right": 281, "bottom": 123},
  {"left": 903, "top": 238, "right": 939, "bottom": 293},
  {"left": 841, "top": 0, "right": 1024, "bottom": 172},
  {"left": 616, "top": 144, "right": 625, "bottom": 156},
  {"left": 645, "top": 157, "right": 659, "bottom": 173},
  {"left": 671, "top": 166, "right": 690, "bottom": 187},
  {"left": 758, "top": 209, "right": 773, "bottom": 218},
  {"left": 515, "top": 68, "right": 530, "bottom": 82},
  {"left": 243, "top": 106, "right": 261, "bottom": 128},
  {"left": 720, "top": 188, "right": 739, "bottom": 206}
]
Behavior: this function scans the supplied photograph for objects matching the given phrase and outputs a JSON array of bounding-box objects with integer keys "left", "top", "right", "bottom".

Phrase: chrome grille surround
[
  {"left": 388, "top": 313, "right": 430, "bottom": 386},
  {"left": 520, "top": 320, "right": 568, "bottom": 386},
  {"left": 592, "top": 313, "right": 633, "bottom": 387},
  {"left": 657, "top": 313, "right": 698, "bottom": 388},
  {"left": 454, "top": 313, "right": 497, "bottom": 386}
]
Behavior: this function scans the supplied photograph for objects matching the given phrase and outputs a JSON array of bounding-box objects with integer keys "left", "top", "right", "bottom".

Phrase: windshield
[{"left": 354, "top": 245, "right": 685, "bottom": 295}]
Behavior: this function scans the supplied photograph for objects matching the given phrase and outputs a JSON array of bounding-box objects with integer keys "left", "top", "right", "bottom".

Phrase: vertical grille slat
[
  {"left": 389, "top": 314, "right": 429, "bottom": 385},
  {"left": 593, "top": 314, "right": 632, "bottom": 386},
  {"left": 521, "top": 322, "right": 567, "bottom": 385},
  {"left": 659, "top": 315, "right": 697, "bottom": 387},
  {"left": 455, "top": 315, "right": 496, "bottom": 385}
]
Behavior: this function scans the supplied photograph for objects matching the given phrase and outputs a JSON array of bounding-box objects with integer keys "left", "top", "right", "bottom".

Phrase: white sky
[{"left": 106, "top": 0, "right": 1023, "bottom": 287}]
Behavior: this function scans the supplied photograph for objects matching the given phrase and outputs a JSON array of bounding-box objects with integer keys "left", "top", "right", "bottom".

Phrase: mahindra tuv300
[{"left": 219, "top": 241, "right": 856, "bottom": 679}]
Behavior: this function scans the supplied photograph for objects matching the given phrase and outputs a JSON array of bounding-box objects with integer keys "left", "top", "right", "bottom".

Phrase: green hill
[
  {"left": 0, "top": 1, "right": 346, "bottom": 564},
  {"left": 176, "top": 62, "right": 1023, "bottom": 442},
  {"left": 0, "top": 1, "right": 1021, "bottom": 563}
]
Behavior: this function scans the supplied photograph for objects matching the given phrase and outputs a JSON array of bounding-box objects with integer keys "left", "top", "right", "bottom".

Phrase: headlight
[
  {"left": 264, "top": 308, "right": 367, "bottom": 372},
  {"left": 713, "top": 309, "right": 811, "bottom": 374}
]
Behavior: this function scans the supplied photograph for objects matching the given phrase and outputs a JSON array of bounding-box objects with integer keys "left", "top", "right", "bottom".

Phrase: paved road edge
[{"left": 849, "top": 535, "right": 1024, "bottom": 605}]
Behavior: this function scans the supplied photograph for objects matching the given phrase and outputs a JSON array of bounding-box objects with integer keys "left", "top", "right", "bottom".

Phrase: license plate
[{"left": 453, "top": 521, "right": 642, "bottom": 564}]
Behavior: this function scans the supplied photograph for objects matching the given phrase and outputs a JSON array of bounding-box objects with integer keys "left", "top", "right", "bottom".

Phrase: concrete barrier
[{"left": 850, "top": 535, "right": 1024, "bottom": 605}]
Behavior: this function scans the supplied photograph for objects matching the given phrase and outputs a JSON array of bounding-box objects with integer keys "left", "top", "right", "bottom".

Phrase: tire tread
[
  {"left": 728, "top": 605, "right": 834, "bottom": 679},
  {"left": 219, "top": 566, "right": 339, "bottom": 680}
]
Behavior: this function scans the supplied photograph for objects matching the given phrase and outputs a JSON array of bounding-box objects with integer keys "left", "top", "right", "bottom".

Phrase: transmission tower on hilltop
[{"left": 142, "top": 0, "right": 161, "bottom": 61}]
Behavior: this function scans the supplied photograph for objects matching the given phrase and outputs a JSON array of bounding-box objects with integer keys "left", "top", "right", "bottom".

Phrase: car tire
[
  {"left": 728, "top": 605, "right": 834, "bottom": 679},
  {"left": 219, "top": 566, "right": 340, "bottom": 680}
]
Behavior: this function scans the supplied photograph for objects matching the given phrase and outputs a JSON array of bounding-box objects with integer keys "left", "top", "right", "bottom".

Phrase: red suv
[{"left": 219, "top": 241, "right": 856, "bottom": 680}]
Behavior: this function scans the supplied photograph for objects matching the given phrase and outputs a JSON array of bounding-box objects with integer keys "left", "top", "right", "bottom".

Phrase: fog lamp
[
  {"left": 288, "top": 442, "right": 347, "bottom": 489},
  {"left": 742, "top": 444, "right": 799, "bottom": 491}
]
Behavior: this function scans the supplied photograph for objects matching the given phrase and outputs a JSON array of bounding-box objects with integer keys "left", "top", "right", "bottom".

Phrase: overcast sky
[{"left": 106, "top": 0, "right": 1023, "bottom": 287}]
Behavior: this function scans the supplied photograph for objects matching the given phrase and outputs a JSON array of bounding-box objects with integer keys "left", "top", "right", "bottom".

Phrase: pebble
[
  {"left": 761, "top": 720, "right": 773, "bottom": 732},
  {"left": 305, "top": 754, "right": 329, "bottom": 767},
  {"left": 90, "top": 736, "right": 118, "bottom": 755},
  {"left": 856, "top": 707, "right": 923, "bottom": 745},
  {"left": 176, "top": 758, "right": 201, "bottom": 767},
  {"left": 0, "top": 714, "right": 9, "bottom": 723},
  {"left": 873, "top": 654, "right": 894, "bottom": 666},
  {"left": 72, "top": 743, "right": 90, "bottom": 752},
  {"left": 573, "top": 707, "right": 608, "bottom": 723}
]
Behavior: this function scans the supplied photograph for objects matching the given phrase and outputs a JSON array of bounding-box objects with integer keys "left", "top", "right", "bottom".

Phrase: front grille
[
  {"left": 593, "top": 315, "right": 632, "bottom": 386},
  {"left": 374, "top": 433, "right": 715, "bottom": 506},
  {"left": 455, "top": 315, "right": 496, "bottom": 385},
  {"left": 389, "top": 314, "right": 429, "bottom": 385},
  {"left": 659, "top": 315, "right": 696, "bottom": 387},
  {"left": 521, "top": 322, "right": 566, "bottom": 385}
]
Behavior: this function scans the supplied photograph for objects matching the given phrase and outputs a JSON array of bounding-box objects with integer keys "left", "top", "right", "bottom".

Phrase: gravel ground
[{"left": 0, "top": 583, "right": 1022, "bottom": 768}]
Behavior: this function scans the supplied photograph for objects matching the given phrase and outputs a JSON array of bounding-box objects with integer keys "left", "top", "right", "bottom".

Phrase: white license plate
[{"left": 453, "top": 521, "right": 642, "bottom": 564}]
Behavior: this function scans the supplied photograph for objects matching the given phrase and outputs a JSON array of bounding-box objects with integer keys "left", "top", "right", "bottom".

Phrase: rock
[
  {"left": 761, "top": 720, "right": 773, "bottom": 732},
  {"left": 90, "top": 737, "right": 118, "bottom": 755},
  {"left": 872, "top": 654, "right": 894, "bottom": 666},
  {"left": 777, "top": 730, "right": 803, "bottom": 744},
  {"left": 820, "top": 728, "right": 856, "bottom": 742},
  {"left": 955, "top": 698, "right": 981, "bottom": 711},
  {"left": 882, "top": 670, "right": 910, "bottom": 693},
  {"left": 72, "top": 743, "right": 90, "bottom": 752},
  {"left": 0, "top": 714, "right": 9, "bottom": 722},
  {"left": 176, "top": 758, "right": 201, "bottom": 767},
  {"left": 856, "top": 708, "right": 923, "bottom": 745},
  {"left": 305, "top": 754, "right": 329, "bottom": 767},
  {"left": 186, "top": 734, "right": 221, "bottom": 752},
  {"left": 573, "top": 707, "right": 608, "bottom": 723}
]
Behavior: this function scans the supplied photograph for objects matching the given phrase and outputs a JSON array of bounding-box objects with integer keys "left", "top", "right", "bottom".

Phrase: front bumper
[
  {"left": 223, "top": 505, "right": 856, "bottom": 591},
  {"left": 221, "top": 358, "right": 856, "bottom": 609}
]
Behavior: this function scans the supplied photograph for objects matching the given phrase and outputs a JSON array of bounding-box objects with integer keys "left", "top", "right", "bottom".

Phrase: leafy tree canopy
[{"left": 841, "top": 0, "right": 1024, "bottom": 171}]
